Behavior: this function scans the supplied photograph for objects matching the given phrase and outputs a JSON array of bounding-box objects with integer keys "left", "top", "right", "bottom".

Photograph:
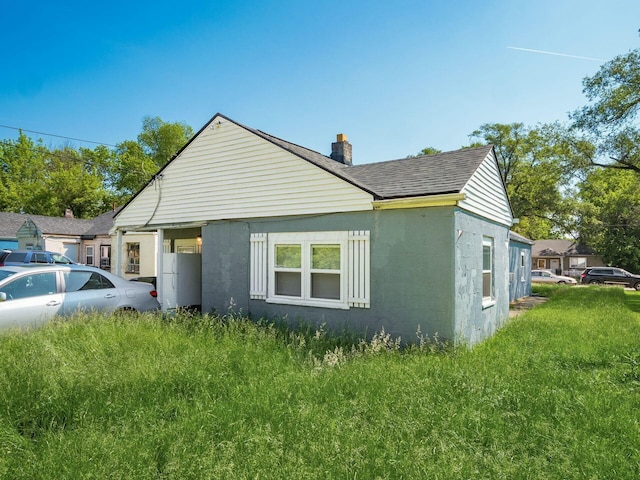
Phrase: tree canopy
[
  {"left": 571, "top": 48, "right": 640, "bottom": 173},
  {"left": 0, "top": 117, "right": 193, "bottom": 218}
]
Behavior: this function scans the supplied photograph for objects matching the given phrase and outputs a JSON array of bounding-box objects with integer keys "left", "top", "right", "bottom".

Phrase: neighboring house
[
  {"left": 0, "top": 213, "right": 22, "bottom": 250},
  {"left": 532, "top": 239, "right": 605, "bottom": 277},
  {"left": 0, "top": 211, "right": 93, "bottom": 261},
  {"left": 509, "top": 231, "right": 533, "bottom": 302},
  {"left": 112, "top": 113, "right": 515, "bottom": 346},
  {"left": 0, "top": 209, "right": 156, "bottom": 276}
]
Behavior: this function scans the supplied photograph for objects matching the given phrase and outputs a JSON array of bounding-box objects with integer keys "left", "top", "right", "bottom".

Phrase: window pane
[
  {"left": 275, "top": 271, "right": 301, "bottom": 297},
  {"left": 275, "top": 245, "right": 301, "bottom": 268},
  {"left": 65, "top": 271, "right": 114, "bottom": 292},
  {"left": 4, "top": 273, "right": 57, "bottom": 299},
  {"left": 483, "top": 272, "right": 491, "bottom": 298},
  {"left": 312, "top": 245, "right": 340, "bottom": 270},
  {"left": 483, "top": 245, "right": 491, "bottom": 270},
  {"left": 311, "top": 273, "right": 340, "bottom": 300}
]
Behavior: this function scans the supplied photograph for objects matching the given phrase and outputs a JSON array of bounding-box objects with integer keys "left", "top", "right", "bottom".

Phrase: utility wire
[{"left": 0, "top": 124, "right": 117, "bottom": 147}]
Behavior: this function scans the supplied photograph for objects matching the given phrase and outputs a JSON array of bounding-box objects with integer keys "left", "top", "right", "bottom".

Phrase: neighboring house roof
[
  {"left": 509, "top": 231, "right": 534, "bottom": 245},
  {"left": 84, "top": 207, "right": 122, "bottom": 236},
  {"left": 532, "top": 239, "right": 595, "bottom": 257},
  {"left": 0, "top": 210, "right": 120, "bottom": 240}
]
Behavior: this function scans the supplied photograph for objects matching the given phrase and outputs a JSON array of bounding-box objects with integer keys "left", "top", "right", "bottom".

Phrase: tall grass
[{"left": 1, "top": 287, "right": 639, "bottom": 478}]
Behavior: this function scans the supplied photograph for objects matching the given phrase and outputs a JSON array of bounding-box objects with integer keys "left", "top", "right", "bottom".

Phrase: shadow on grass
[{"left": 624, "top": 290, "right": 640, "bottom": 313}]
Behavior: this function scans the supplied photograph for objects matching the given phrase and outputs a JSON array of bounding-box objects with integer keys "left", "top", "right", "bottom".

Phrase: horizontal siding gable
[
  {"left": 459, "top": 150, "right": 512, "bottom": 226},
  {"left": 115, "top": 116, "right": 373, "bottom": 229}
]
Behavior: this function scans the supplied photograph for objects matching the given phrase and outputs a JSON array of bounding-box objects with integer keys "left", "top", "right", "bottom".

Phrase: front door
[{"left": 550, "top": 259, "right": 561, "bottom": 274}]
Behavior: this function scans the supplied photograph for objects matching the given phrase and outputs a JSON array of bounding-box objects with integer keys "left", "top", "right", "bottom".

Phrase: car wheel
[
  {"left": 558, "top": 281, "right": 566, "bottom": 284},
  {"left": 589, "top": 280, "right": 601, "bottom": 285},
  {"left": 634, "top": 282, "right": 640, "bottom": 291}
]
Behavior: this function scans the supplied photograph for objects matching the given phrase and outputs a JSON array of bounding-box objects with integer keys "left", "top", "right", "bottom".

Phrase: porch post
[
  {"left": 157, "top": 228, "right": 164, "bottom": 311},
  {"left": 114, "top": 229, "right": 123, "bottom": 276}
]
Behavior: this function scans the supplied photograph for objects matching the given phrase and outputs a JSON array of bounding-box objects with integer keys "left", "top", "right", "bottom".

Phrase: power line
[{"left": 0, "top": 124, "right": 117, "bottom": 147}]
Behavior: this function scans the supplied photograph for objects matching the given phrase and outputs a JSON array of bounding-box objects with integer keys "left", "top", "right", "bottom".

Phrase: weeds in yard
[{"left": 1, "top": 286, "right": 639, "bottom": 478}]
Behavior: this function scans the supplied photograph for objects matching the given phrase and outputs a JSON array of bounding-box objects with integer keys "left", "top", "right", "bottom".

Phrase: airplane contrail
[{"left": 507, "top": 46, "right": 605, "bottom": 62}]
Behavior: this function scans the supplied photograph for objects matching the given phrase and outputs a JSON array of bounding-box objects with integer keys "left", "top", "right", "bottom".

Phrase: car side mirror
[{"left": 0, "top": 292, "right": 6, "bottom": 302}]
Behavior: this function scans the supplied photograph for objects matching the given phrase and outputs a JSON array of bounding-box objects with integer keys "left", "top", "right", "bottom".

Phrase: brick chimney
[
  {"left": 330, "top": 133, "right": 352, "bottom": 166},
  {"left": 64, "top": 208, "right": 74, "bottom": 218}
]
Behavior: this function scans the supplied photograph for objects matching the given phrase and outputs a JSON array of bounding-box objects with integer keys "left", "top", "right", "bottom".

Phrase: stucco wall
[
  {"left": 202, "top": 207, "right": 457, "bottom": 343},
  {"left": 453, "top": 210, "right": 510, "bottom": 345}
]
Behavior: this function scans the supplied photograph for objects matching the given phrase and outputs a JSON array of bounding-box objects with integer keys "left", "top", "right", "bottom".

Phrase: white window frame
[
  {"left": 520, "top": 251, "right": 526, "bottom": 282},
  {"left": 569, "top": 257, "right": 587, "bottom": 269},
  {"left": 250, "top": 231, "right": 370, "bottom": 309},
  {"left": 267, "top": 232, "right": 349, "bottom": 309},
  {"left": 126, "top": 242, "right": 140, "bottom": 274},
  {"left": 85, "top": 245, "right": 95, "bottom": 266},
  {"left": 482, "top": 237, "right": 495, "bottom": 308}
]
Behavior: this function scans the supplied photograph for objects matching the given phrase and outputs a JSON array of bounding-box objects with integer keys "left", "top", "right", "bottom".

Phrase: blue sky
[{"left": 1, "top": 0, "right": 639, "bottom": 164}]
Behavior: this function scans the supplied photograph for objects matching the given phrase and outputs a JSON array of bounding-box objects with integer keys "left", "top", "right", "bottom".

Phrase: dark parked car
[
  {"left": 0, "top": 265, "right": 160, "bottom": 331},
  {"left": 580, "top": 267, "right": 640, "bottom": 290},
  {"left": 0, "top": 250, "right": 75, "bottom": 266}
]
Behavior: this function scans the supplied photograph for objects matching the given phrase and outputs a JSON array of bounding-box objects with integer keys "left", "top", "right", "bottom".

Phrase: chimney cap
[{"left": 336, "top": 133, "right": 348, "bottom": 142}]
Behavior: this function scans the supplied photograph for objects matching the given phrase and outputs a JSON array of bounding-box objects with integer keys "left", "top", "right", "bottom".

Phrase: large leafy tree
[
  {"left": 0, "top": 116, "right": 194, "bottom": 218},
  {"left": 577, "top": 167, "right": 640, "bottom": 272},
  {"left": 571, "top": 48, "right": 640, "bottom": 173},
  {"left": 0, "top": 133, "right": 50, "bottom": 214},
  {"left": 137, "top": 116, "right": 194, "bottom": 169},
  {"left": 110, "top": 116, "right": 194, "bottom": 200}
]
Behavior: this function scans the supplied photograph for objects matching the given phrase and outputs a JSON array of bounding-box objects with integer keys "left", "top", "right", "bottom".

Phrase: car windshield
[
  {"left": 51, "top": 254, "right": 73, "bottom": 264},
  {"left": 0, "top": 270, "right": 17, "bottom": 281}
]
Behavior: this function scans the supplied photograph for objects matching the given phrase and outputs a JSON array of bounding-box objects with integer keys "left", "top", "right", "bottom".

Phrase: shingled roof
[
  {"left": 532, "top": 239, "right": 595, "bottom": 257},
  {"left": 117, "top": 113, "right": 499, "bottom": 216},
  {"left": 0, "top": 210, "right": 118, "bottom": 239},
  {"left": 233, "top": 115, "right": 494, "bottom": 200}
]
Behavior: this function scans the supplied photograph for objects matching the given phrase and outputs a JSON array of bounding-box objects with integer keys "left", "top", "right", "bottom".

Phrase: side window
[
  {"left": 126, "top": 243, "right": 140, "bottom": 274},
  {"left": 482, "top": 237, "right": 494, "bottom": 304},
  {"left": 0, "top": 272, "right": 57, "bottom": 300},
  {"left": 31, "top": 253, "right": 49, "bottom": 264},
  {"left": 7, "top": 252, "right": 28, "bottom": 263},
  {"left": 64, "top": 271, "right": 115, "bottom": 292}
]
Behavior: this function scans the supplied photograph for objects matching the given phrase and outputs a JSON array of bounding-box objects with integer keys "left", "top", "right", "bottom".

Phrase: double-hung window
[
  {"left": 482, "top": 237, "right": 494, "bottom": 306},
  {"left": 250, "top": 231, "right": 370, "bottom": 310},
  {"left": 86, "top": 245, "right": 95, "bottom": 266},
  {"left": 126, "top": 243, "right": 140, "bottom": 274},
  {"left": 270, "top": 232, "right": 347, "bottom": 308}
]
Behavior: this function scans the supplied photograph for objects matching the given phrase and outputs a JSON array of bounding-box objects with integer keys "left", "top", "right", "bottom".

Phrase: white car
[
  {"left": 531, "top": 269, "right": 577, "bottom": 284},
  {"left": 0, "top": 265, "right": 160, "bottom": 331}
]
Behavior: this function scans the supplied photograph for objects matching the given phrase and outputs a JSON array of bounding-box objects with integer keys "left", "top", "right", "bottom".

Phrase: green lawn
[{"left": 1, "top": 287, "right": 639, "bottom": 479}]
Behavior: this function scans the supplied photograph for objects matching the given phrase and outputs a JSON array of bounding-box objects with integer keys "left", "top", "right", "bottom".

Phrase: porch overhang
[{"left": 110, "top": 221, "right": 208, "bottom": 235}]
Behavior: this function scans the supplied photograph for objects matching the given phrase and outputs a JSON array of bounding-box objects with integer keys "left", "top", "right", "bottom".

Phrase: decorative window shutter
[
  {"left": 348, "top": 230, "right": 370, "bottom": 308},
  {"left": 250, "top": 233, "right": 267, "bottom": 299}
]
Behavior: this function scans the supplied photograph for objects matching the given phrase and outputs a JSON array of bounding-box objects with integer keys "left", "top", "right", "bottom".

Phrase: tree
[
  {"left": 468, "top": 123, "right": 578, "bottom": 239},
  {"left": 577, "top": 167, "right": 640, "bottom": 272},
  {"left": 137, "top": 116, "right": 194, "bottom": 169},
  {"left": 111, "top": 140, "right": 158, "bottom": 200},
  {"left": 571, "top": 48, "right": 640, "bottom": 173}
]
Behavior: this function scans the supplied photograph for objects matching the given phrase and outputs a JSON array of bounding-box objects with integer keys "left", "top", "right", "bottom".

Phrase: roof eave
[{"left": 372, "top": 192, "right": 466, "bottom": 210}]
